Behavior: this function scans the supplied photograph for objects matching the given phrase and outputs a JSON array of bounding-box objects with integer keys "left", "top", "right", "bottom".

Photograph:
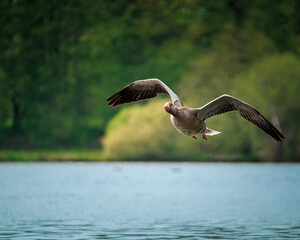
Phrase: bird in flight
[{"left": 107, "top": 78, "right": 284, "bottom": 141}]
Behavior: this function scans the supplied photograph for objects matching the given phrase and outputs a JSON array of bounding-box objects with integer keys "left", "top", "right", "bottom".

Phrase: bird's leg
[
  {"left": 202, "top": 134, "right": 207, "bottom": 141},
  {"left": 192, "top": 136, "right": 197, "bottom": 140}
]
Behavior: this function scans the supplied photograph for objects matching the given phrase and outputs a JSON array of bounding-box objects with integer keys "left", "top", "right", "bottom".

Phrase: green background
[{"left": 1, "top": 0, "right": 299, "bottom": 161}]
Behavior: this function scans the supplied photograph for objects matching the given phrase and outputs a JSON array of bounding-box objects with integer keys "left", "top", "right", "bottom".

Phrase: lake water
[{"left": 0, "top": 162, "right": 299, "bottom": 239}]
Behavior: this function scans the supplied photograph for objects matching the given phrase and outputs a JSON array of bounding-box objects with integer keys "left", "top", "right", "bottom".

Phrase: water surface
[{"left": 0, "top": 162, "right": 299, "bottom": 239}]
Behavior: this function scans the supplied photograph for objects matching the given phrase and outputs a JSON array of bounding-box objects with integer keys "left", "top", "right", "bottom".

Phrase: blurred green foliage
[
  {"left": 102, "top": 100, "right": 204, "bottom": 161},
  {"left": 0, "top": 0, "right": 299, "bottom": 160},
  {"left": 103, "top": 53, "right": 300, "bottom": 161}
]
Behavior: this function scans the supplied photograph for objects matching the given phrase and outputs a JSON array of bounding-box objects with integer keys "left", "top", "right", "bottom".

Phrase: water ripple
[
  {"left": 1, "top": 163, "right": 300, "bottom": 239},
  {"left": 1, "top": 219, "right": 300, "bottom": 239}
]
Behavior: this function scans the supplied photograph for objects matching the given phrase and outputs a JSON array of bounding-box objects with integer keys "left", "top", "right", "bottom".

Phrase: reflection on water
[{"left": 0, "top": 162, "right": 300, "bottom": 239}]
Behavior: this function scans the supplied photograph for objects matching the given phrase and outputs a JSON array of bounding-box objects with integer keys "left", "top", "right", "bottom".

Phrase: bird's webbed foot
[
  {"left": 202, "top": 134, "right": 207, "bottom": 141},
  {"left": 192, "top": 136, "right": 197, "bottom": 140}
]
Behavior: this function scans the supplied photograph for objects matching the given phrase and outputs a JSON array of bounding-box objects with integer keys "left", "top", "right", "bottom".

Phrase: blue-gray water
[{"left": 0, "top": 162, "right": 300, "bottom": 239}]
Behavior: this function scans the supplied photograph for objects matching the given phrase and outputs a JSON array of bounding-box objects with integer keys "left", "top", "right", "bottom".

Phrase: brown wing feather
[
  {"left": 107, "top": 80, "right": 169, "bottom": 107},
  {"left": 238, "top": 107, "right": 284, "bottom": 141},
  {"left": 197, "top": 94, "right": 284, "bottom": 142}
]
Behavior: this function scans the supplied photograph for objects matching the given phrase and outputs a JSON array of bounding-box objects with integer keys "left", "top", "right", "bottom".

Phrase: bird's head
[{"left": 163, "top": 102, "right": 173, "bottom": 114}]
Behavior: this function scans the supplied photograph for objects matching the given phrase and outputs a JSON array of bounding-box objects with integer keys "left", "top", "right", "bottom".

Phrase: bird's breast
[{"left": 170, "top": 115, "right": 206, "bottom": 136}]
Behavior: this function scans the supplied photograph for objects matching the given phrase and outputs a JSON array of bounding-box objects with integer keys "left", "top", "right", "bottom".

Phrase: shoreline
[{"left": 0, "top": 150, "right": 298, "bottom": 162}]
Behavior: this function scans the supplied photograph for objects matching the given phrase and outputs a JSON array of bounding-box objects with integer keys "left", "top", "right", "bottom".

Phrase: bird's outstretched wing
[
  {"left": 197, "top": 94, "right": 284, "bottom": 142},
  {"left": 107, "top": 78, "right": 181, "bottom": 107}
]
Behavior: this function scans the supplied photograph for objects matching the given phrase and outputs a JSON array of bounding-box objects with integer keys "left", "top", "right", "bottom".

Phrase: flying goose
[{"left": 107, "top": 78, "right": 284, "bottom": 141}]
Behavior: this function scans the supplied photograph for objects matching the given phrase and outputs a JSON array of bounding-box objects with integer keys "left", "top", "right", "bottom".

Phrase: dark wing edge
[
  {"left": 106, "top": 78, "right": 179, "bottom": 107},
  {"left": 239, "top": 106, "right": 284, "bottom": 142},
  {"left": 197, "top": 94, "right": 284, "bottom": 142}
]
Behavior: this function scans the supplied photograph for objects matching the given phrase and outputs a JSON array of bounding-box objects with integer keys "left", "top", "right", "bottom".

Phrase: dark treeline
[{"left": 0, "top": 0, "right": 299, "bottom": 160}]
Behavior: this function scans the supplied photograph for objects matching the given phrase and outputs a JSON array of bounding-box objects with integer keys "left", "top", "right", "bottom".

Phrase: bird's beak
[{"left": 164, "top": 103, "right": 170, "bottom": 111}]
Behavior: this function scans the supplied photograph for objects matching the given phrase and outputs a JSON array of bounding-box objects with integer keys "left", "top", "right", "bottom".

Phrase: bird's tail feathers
[{"left": 204, "top": 128, "right": 221, "bottom": 136}]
